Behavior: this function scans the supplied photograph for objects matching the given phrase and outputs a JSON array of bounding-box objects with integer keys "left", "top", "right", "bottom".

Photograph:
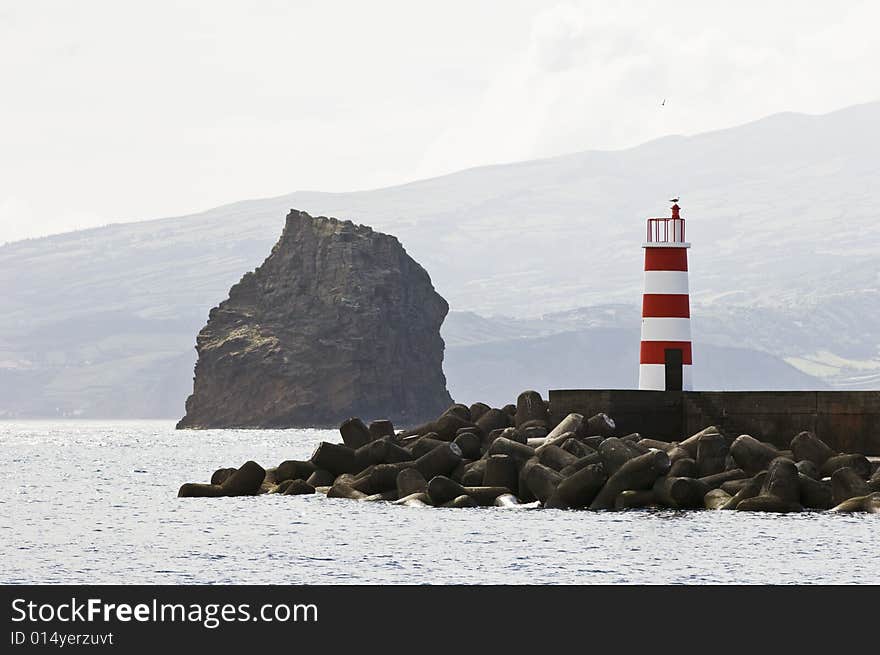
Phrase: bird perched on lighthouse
[{"left": 639, "top": 201, "right": 693, "bottom": 391}]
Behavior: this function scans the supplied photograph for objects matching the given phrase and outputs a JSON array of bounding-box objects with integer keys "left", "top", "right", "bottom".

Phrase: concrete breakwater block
[{"left": 176, "top": 392, "right": 880, "bottom": 515}]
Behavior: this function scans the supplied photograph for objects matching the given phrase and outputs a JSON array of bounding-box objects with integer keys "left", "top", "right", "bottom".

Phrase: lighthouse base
[{"left": 639, "top": 363, "right": 693, "bottom": 391}]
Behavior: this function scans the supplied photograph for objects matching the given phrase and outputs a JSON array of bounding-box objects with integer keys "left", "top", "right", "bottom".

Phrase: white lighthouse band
[
  {"left": 642, "top": 270, "right": 690, "bottom": 295},
  {"left": 640, "top": 317, "right": 692, "bottom": 341},
  {"left": 639, "top": 363, "right": 693, "bottom": 391}
]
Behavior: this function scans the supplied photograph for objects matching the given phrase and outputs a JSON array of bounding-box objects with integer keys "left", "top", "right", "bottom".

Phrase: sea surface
[{"left": 1, "top": 420, "right": 878, "bottom": 584}]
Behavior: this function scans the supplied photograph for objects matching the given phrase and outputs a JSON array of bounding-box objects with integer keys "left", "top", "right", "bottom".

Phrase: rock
[
  {"left": 462, "top": 486, "right": 511, "bottom": 506},
  {"left": 469, "top": 402, "right": 491, "bottom": 423},
  {"left": 276, "top": 459, "right": 317, "bottom": 482},
  {"left": 487, "top": 437, "right": 535, "bottom": 464},
  {"left": 282, "top": 479, "right": 315, "bottom": 495},
  {"left": 364, "top": 438, "right": 412, "bottom": 465},
  {"left": 820, "top": 454, "right": 872, "bottom": 479},
  {"left": 441, "top": 495, "right": 478, "bottom": 509},
  {"left": 476, "top": 409, "right": 512, "bottom": 437},
  {"left": 453, "top": 432, "right": 482, "bottom": 460},
  {"left": 560, "top": 452, "right": 603, "bottom": 477},
  {"left": 339, "top": 417, "right": 372, "bottom": 449},
  {"left": 176, "top": 210, "right": 453, "bottom": 429},
  {"left": 551, "top": 464, "right": 607, "bottom": 508},
  {"left": 540, "top": 413, "right": 584, "bottom": 450},
  {"left": 761, "top": 458, "right": 800, "bottom": 503},
  {"left": 307, "top": 469, "right": 335, "bottom": 487},
  {"left": 790, "top": 431, "right": 834, "bottom": 467},
  {"left": 621, "top": 436, "right": 650, "bottom": 456},
  {"left": 368, "top": 463, "right": 414, "bottom": 492},
  {"left": 537, "top": 445, "right": 578, "bottom": 471},
  {"left": 696, "top": 431, "right": 728, "bottom": 477},
  {"left": 562, "top": 438, "right": 593, "bottom": 458},
  {"left": 698, "top": 468, "right": 747, "bottom": 489},
  {"left": 582, "top": 436, "right": 605, "bottom": 450},
  {"left": 637, "top": 438, "right": 674, "bottom": 452},
  {"left": 653, "top": 476, "right": 710, "bottom": 509},
  {"left": 311, "top": 442, "right": 360, "bottom": 476},
  {"left": 460, "top": 459, "right": 488, "bottom": 486},
  {"left": 795, "top": 460, "right": 820, "bottom": 480},
  {"left": 666, "top": 445, "right": 692, "bottom": 464},
  {"left": 514, "top": 391, "right": 548, "bottom": 429},
  {"left": 678, "top": 426, "right": 722, "bottom": 458},
  {"left": 735, "top": 496, "right": 802, "bottom": 512},
  {"left": 829, "top": 492, "right": 880, "bottom": 513},
  {"left": 590, "top": 450, "right": 671, "bottom": 510},
  {"left": 410, "top": 435, "right": 446, "bottom": 458},
  {"left": 434, "top": 413, "right": 476, "bottom": 440},
  {"left": 614, "top": 489, "right": 657, "bottom": 509},
  {"left": 521, "top": 426, "right": 548, "bottom": 442},
  {"left": 178, "top": 483, "right": 225, "bottom": 498},
  {"left": 585, "top": 413, "right": 615, "bottom": 437},
  {"left": 483, "top": 455, "right": 518, "bottom": 495},
  {"left": 704, "top": 489, "right": 733, "bottom": 510},
  {"left": 362, "top": 490, "right": 399, "bottom": 502},
  {"left": 721, "top": 472, "right": 767, "bottom": 510},
  {"left": 268, "top": 479, "right": 296, "bottom": 494},
  {"left": 442, "top": 404, "right": 472, "bottom": 421},
  {"left": 396, "top": 468, "right": 428, "bottom": 497},
  {"left": 332, "top": 473, "right": 359, "bottom": 488},
  {"left": 457, "top": 424, "right": 484, "bottom": 439},
  {"left": 426, "top": 476, "right": 466, "bottom": 505},
  {"left": 327, "top": 483, "right": 368, "bottom": 500},
  {"left": 394, "top": 492, "right": 431, "bottom": 507},
  {"left": 499, "top": 426, "right": 526, "bottom": 445},
  {"left": 368, "top": 419, "right": 395, "bottom": 440},
  {"left": 730, "top": 435, "right": 778, "bottom": 474},
  {"left": 525, "top": 463, "right": 564, "bottom": 503},
  {"left": 798, "top": 474, "right": 833, "bottom": 510},
  {"left": 720, "top": 478, "right": 752, "bottom": 495},
  {"left": 414, "top": 442, "right": 463, "bottom": 480},
  {"left": 219, "top": 461, "right": 266, "bottom": 496},
  {"left": 399, "top": 421, "right": 435, "bottom": 438},
  {"left": 831, "top": 467, "right": 870, "bottom": 505},
  {"left": 210, "top": 467, "right": 237, "bottom": 485},
  {"left": 598, "top": 437, "right": 642, "bottom": 475},
  {"left": 454, "top": 460, "right": 473, "bottom": 484},
  {"left": 669, "top": 458, "right": 699, "bottom": 478},
  {"left": 449, "top": 459, "right": 469, "bottom": 483}
]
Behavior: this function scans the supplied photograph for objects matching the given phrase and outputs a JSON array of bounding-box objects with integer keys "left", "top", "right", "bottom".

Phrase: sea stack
[{"left": 177, "top": 210, "right": 453, "bottom": 429}]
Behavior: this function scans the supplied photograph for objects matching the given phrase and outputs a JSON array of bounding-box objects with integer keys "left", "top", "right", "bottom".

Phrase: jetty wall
[{"left": 548, "top": 390, "right": 880, "bottom": 455}]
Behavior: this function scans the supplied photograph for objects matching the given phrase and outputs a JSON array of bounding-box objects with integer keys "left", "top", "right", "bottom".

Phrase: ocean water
[{"left": 1, "top": 420, "right": 878, "bottom": 585}]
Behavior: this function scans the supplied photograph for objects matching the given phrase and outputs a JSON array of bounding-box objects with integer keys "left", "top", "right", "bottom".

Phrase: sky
[{"left": 1, "top": 0, "right": 879, "bottom": 244}]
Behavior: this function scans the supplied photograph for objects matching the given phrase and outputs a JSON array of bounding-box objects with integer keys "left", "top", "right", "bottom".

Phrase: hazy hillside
[
  {"left": 1, "top": 102, "right": 878, "bottom": 417},
  {"left": 444, "top": 325, "right": 827, "bottom": 409}
]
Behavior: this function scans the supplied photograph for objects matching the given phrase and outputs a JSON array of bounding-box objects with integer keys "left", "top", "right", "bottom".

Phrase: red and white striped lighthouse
[{"left": 639, "top": 202, "right": 692, "bottom": 391}]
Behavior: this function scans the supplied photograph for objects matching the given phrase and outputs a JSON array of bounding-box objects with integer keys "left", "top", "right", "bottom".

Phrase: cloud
[
  {"left": 2, "top": 1, "right": 879, "bottom": 242},
  {"left": 416, "top": 0, "right": 880, "bottom": 179}
]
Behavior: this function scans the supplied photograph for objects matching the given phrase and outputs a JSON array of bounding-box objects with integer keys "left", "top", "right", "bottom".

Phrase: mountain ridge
[{"left": 1, "top": 101, "right": 877, "bottom": 418}]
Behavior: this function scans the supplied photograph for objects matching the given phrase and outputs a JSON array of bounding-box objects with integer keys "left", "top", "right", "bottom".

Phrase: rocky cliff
[{"left": 177, "top": 210, "right": 453, "bottom": 428}]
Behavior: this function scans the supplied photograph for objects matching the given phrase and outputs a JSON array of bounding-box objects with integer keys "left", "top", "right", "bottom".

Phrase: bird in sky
[
  {"left": 661, "top": 99, "right": 666, "bottom": 106},
  {"left": 669, "top": 197, "right": 679, "bottom": 203}
]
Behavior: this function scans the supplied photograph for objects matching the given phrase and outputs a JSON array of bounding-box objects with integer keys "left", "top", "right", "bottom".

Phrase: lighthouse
[{"left": 639, "top": 202, "right": 693, "bottom": 391}]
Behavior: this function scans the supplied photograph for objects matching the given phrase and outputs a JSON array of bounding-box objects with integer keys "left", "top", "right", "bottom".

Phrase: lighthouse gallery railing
[{"left": 646, "top": 217, "right": 685, "bottom": 243}]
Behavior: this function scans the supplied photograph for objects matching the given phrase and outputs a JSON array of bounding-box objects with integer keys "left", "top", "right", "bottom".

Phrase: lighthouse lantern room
[{"left": 639, "top": 202, "right": 693, "bottom": 391}]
